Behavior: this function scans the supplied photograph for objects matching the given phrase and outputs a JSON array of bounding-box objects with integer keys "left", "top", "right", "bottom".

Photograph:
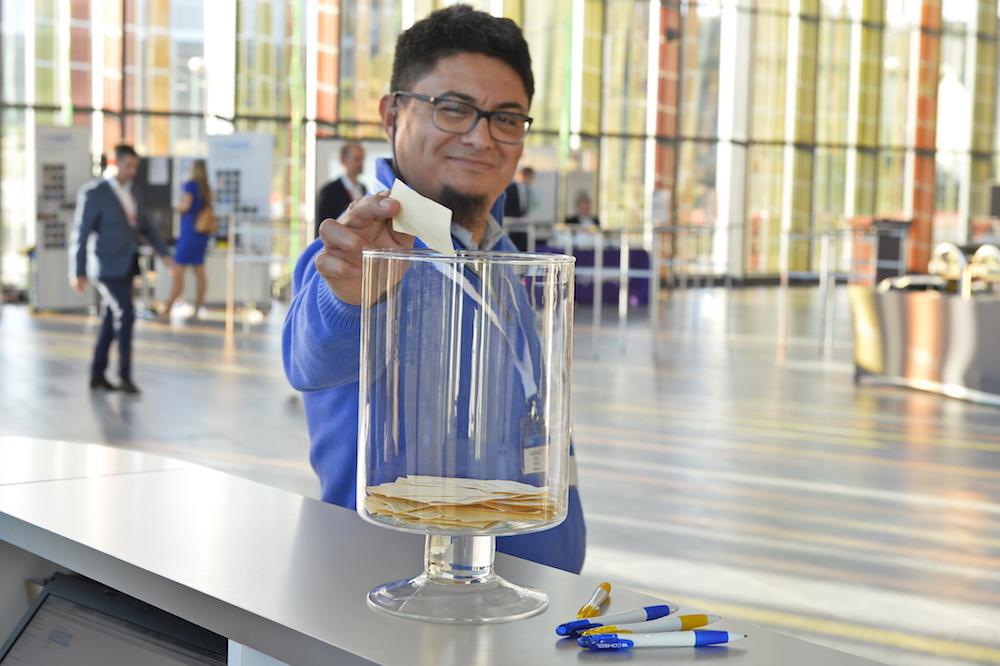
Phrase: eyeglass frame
[{"left": 391, "top": 91, "right": 533, "bottom": 145}]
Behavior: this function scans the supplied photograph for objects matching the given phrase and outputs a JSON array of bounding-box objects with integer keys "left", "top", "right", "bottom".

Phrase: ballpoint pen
[
  {"left": 579, "top": 613, "right": 718, "bottom": 636},
  {"left": 579, "top": 630, "right": 746, "bottom": 650},
  {"left": 574, "top": 582, "right": 611, "bottom": 619},
  {"left": 555, "top": 603, "right": 678, "bottom": 636}
]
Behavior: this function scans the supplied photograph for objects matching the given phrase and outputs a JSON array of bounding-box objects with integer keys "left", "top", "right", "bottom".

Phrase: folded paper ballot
[
  {"left": 390, "top": 180, "right": 455, "bottom": 256},
  {"left": 365, "top": 475, "right": 555, "bottom": 530}
]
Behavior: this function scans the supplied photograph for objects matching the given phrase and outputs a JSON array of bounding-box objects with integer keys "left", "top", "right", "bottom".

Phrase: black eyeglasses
[{"left": 392, "top": 91, "right": 533, "bottom": 145}]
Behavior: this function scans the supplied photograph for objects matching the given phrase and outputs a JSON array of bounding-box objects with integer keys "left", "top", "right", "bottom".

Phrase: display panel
[{"left": 0, "top": 574, "right": 226, "bottom": 666}]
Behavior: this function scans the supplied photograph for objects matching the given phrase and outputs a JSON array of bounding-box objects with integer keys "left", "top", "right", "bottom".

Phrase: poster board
[
  {"left": 207, "top": 133, "right": 274, "bottom": 218},
  {"left": 31, "top": 126, "right": 94, "bottom": 311}
]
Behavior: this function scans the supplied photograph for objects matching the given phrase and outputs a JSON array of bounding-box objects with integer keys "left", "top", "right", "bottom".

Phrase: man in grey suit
[{"left": 69, "top": 144, "right": 174, "bottom": 394}]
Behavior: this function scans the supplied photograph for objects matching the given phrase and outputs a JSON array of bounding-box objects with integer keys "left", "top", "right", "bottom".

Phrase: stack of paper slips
[{"left": 364, "top": 475, "right": 555, "bottom": 530}]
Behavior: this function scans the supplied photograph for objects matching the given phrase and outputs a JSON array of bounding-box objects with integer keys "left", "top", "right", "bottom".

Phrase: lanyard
[
  {"left": 438, "top": 260, "right": 539, "bottom": 400},
  {"left": 372, "top": 166, "right": 541, "bottom": 403}
]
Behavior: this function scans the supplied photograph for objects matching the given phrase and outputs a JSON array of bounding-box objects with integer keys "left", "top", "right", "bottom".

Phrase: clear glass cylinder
[{"left": 357, "top": 248, "right": 574, "bottom": 622}]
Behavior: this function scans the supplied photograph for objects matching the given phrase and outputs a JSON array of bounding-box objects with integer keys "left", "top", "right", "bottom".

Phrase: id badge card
[{"left": 521, "top": 412, "right": 548, "bottom": 475}]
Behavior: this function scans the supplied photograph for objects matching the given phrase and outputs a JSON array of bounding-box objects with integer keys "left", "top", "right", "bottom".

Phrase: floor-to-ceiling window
[{"left": 4, "top": 0, "right": 1000, "bottom": 294}]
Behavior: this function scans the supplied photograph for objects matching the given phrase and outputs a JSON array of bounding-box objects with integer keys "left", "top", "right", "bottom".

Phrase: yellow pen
[{"left": 576, "top": 582, "right": 611, "bottom": 619}]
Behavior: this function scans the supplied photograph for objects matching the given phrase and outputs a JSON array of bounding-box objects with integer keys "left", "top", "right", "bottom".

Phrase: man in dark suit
[
  {"left": 69, "top": 144, "right": 173, "bottom": 394},
  {"left": 565, "top": 190, "right": 599, "bottom": 228},
  {"left": 504, "top": 166, "right": 535, "bottom": 250},
  {"left": 503, "top": 165, "right": 534, "bottom": 218},
  {"left": 316, "top": 142, "right": 367, "bottom": 237}
]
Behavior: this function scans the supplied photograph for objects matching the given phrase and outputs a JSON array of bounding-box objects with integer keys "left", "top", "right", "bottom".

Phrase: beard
[{"left": 438, "top": 185, "right": 489, "bottom": 230}]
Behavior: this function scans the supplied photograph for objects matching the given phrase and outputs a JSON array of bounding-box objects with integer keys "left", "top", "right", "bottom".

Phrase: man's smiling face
[{"left": 382, "top": 52, "right": 529, "bottom": 222}]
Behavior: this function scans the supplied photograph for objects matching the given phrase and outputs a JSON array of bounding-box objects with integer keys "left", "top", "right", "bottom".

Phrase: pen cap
[
  {"left": 357, "top": 249, "right": 576, "bottom": 537},
  {"left": 556, "top": 619, "right": 596, "bottom": 636}
]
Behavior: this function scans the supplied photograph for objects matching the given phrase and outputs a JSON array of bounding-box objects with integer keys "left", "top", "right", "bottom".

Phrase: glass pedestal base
[{"left": 367, "top": 534, "right": 548, "bottom": 623}]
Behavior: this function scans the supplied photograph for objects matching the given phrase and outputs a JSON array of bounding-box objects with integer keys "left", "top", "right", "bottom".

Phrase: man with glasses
[{"left": 284, "top": 4, "right": 586, "bottom": 574}]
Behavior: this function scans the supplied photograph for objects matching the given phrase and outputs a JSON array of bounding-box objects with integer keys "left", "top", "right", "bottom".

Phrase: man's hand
[
  {"left": 315, "top": 192, "right": 413, "bottom": 306},
  {"left": 161, "top": 255, "right": 175, "bottom": 270},
  {"left": 70, "top": 276, "right": 89, "bottom": 296}
]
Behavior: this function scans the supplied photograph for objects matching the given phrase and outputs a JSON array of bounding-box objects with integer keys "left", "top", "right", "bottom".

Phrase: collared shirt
[
  {"left": 340, "top": 174, "right": 365, "bottom": 202},
  {"left": 104, "top": 170, "right": 137, "bottom": 226},
  {"left": 451, "top": 216, "right": 505, "bottom": 251}
]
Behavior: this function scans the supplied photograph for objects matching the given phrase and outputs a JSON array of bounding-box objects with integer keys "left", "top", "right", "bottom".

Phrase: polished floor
[{"left": 2, "top": 285, "right": 999, "bottom": 666}]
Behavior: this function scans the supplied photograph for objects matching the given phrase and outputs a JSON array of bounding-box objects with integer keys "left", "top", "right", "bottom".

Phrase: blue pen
[
  {"left": 579, "top": 613, "right": 719, "bottom": 637},
  {"left": 580, "top": 630, "right": 746, "bottom": 650},
  {"left": 555, "top": 604, "right": 678, "bottom": 637}
]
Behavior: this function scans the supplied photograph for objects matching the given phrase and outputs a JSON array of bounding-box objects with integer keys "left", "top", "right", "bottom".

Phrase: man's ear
[{"left": 378, "top": 95, "right": 395, "bottom": 139}]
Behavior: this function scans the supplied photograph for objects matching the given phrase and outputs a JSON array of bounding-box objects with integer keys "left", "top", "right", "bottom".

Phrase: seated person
[{"left": 566, "top": 191, "right": 599, "bottom": 229}]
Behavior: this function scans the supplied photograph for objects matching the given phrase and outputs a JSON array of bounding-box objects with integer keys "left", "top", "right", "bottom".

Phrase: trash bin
[{"left": 872, "top": 219, "right": 910, "bottom": 283}]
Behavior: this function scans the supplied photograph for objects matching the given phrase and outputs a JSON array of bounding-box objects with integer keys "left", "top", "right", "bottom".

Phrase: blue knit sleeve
[{"left": 282, "top": 238, "right": 364, "bottom": 392}]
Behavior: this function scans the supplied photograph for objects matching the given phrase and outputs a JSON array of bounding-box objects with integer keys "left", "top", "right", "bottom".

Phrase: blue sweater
[{"left": 283, "top": 159, "right": 585, "bottom": 573}]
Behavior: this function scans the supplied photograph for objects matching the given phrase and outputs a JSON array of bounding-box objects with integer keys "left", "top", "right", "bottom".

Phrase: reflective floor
[{"left": 2, "top": 285, "right": 999, "bottom": 665}]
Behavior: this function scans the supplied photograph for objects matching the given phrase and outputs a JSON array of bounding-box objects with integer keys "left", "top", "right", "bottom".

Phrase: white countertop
[{"left": 0, "top": 437, "right": 882, "bottom": 665}]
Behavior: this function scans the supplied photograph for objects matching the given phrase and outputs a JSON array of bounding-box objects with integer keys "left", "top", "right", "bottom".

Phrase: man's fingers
[
  {"left": 318, "top": 191, "right": 413, "bottom": 256},
  {"left": 334, "top": 191, "right": 399, "bottom": 231},
  {"left": 315, "top": 248, "right": 362, "bottom": 280},
  {"left": 70, "top": 278, "right": 88, "bottom": 295},
  {"left": 317, "top": 193, "right": 397, "bottom": 250},
  {"left": 313, "top": 191, "right": 412, "bottom": 306},
  {"left": 318, "top": 216, "right": 371, "bottom": 253}
]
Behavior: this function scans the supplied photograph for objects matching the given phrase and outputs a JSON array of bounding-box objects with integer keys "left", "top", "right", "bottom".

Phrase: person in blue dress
[{"left": 164, "top": 159, "right": 213, "bottom": 319}]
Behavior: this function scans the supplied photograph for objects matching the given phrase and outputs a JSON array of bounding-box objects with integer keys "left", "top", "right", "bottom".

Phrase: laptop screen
[{"left": 0, "top": 574, "right": 227, "bottom": 666}]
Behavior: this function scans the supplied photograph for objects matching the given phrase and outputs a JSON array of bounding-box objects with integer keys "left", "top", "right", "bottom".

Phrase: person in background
[
  {"left": 315, "top": 142, "right": 367, "bottom": 237},
  {"left": 69, "top": 143, "right": 174, "bottom": 394},
  {"left": 163, "top": 159, "right": 213, "bottom": 320},
  {"left": 283, "top": 4, "right": 585, "bottom": 574},
  {"left": 565, "top": 190, "right": 599, "bottom": 228},
  {"left": 504, "top": 166, "right": 536, "bottom": 250},
  {"left": 503, "top": 166, "right": 535, "bottom": 218}
]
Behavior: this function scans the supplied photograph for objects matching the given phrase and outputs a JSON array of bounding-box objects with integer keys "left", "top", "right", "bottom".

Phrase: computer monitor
[{"left": 0, "top": 573, "right": 227, "bottom": 666}]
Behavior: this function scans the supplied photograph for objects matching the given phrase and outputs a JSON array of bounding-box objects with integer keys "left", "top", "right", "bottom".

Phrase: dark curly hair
[{"left": 391, "top": 4, "right": 534, "bottom": 103}]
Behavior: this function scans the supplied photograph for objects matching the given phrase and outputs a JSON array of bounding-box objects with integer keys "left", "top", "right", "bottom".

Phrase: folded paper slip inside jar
[{"left": 364, "top": 475, "right": 556, "bottom": 530}]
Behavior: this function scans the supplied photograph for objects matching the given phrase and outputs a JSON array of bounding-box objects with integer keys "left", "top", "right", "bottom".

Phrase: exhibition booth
[
  {"left": 542, "top": 227, "right": 653, "bottom": 306},
  {"left": 849, "top": 242, "right": 1000, "bottom": 405},
  {"left": 28, "top": 130, "right": 285, "bottom": 318}
]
